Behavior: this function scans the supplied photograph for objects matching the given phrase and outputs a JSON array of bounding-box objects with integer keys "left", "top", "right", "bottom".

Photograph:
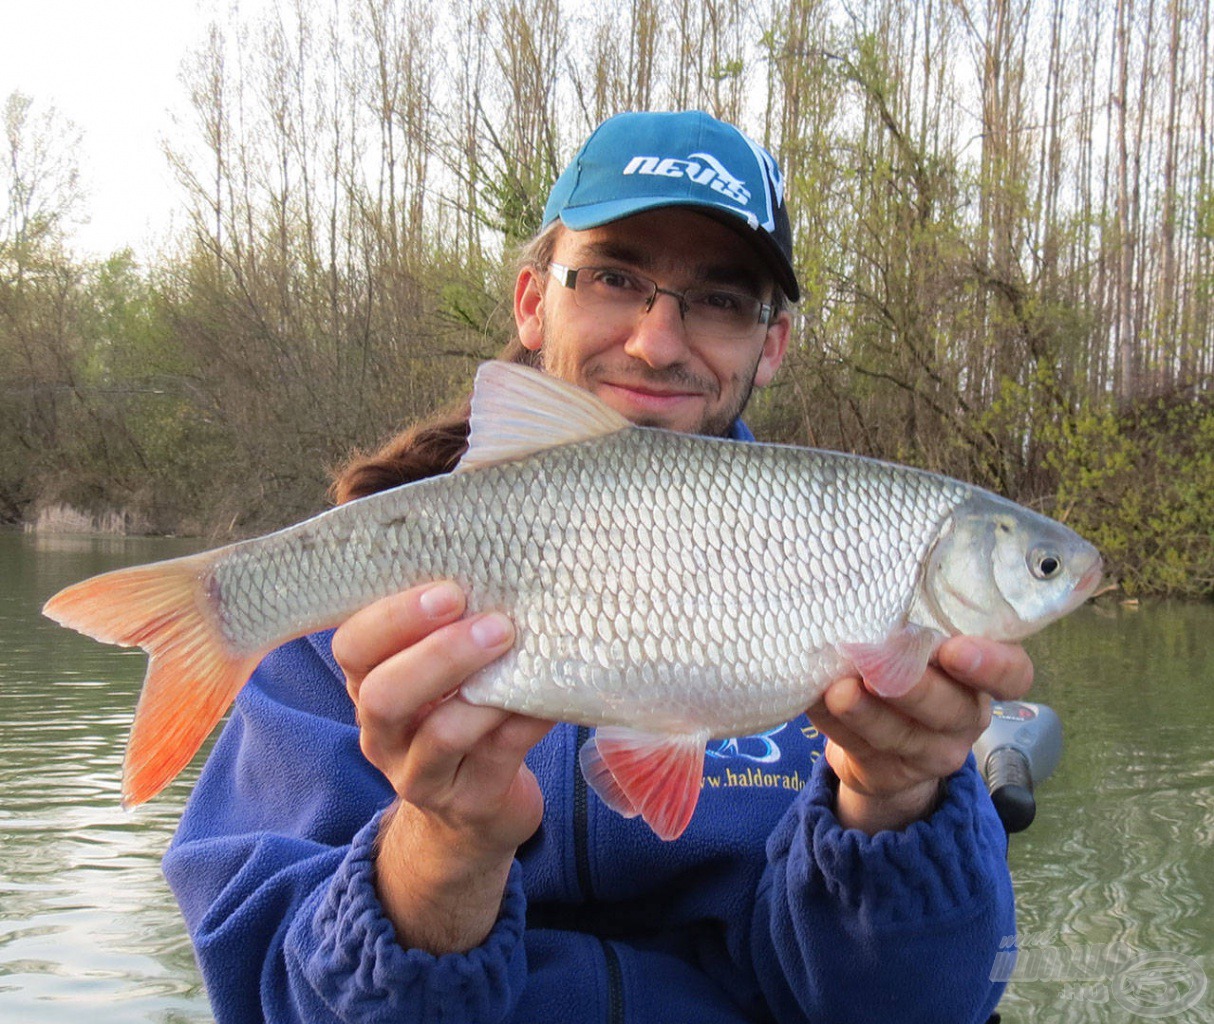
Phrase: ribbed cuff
[
  {"left": 294, "top": 809, "right": 528, "bottom": 1023},
  {"left": 769, "top": 754, "right": 1008, "bottom": 931}
]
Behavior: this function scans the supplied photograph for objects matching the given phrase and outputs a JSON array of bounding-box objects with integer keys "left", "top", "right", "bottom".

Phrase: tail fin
[{"left": 43, "top": 553, "right": 263, "bottom": 808}]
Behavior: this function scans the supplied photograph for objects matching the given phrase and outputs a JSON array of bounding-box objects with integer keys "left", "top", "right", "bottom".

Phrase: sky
[{"left": 0, "top": 0, "right": 220, "bottom": 258}]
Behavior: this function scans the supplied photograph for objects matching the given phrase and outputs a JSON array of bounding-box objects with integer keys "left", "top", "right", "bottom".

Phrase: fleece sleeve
[
  {"left": 162, "top": 636, "right": 529, "bottom": 1024},
  {"left": 751, "top": 754, "right": 1014, "bottom": 1024}
]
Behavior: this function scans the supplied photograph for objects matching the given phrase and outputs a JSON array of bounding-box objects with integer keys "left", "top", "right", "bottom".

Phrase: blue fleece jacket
[
  {"left": 164, "top": 623, "right": 1015, "bottom": 1023},
  {"left": 163, "top": 421, "right": 1015, "bottom": 1022}
]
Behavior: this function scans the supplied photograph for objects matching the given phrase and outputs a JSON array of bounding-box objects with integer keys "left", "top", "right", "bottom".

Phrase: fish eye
[{"left": 1030, "top": 549, "right": 1062, "bottom": 580}]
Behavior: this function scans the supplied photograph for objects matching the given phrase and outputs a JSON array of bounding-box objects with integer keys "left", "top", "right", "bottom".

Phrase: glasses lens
[
  {"left": 682, "top": 289, "right": 764, "bottom": 337},
  {"left": 574, "top": 268, "right": 651, "bottom": 309},
  {"left": 568, "top": 267, "right": 765, "bottom": 340}
]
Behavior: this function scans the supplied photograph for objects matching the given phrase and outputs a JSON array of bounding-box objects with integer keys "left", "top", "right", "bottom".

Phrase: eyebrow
[{"left": 571, "top": 239, "right": 766, "bottom": 295}]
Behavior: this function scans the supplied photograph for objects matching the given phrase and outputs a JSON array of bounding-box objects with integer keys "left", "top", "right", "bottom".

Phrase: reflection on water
[
  {"left": 1006, "top": 601, "right": 1214, "bottom": 1022},
  {"left": 1, "top": 531, "right": 1213, "bottom": 1022},
  {"left": 1, "top": 531, "right": 213, "bottom": 1023}
]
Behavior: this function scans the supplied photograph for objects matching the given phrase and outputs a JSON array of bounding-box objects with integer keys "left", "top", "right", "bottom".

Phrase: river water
[{"left": 1, "top": 530, "right": 1212, "bottom": 1022}]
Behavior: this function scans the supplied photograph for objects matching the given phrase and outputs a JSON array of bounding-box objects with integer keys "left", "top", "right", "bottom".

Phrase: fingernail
[
  {"left": 419, "top": 581, "right": 462, "bottom": 618},
  {"left": 470, "top": 613, "right": 512, "bottom": 649}
]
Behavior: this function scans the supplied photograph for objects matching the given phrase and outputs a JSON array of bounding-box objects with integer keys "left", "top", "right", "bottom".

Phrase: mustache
[{"left": 581, "top": 362, "right": 720, "bottom": 396}]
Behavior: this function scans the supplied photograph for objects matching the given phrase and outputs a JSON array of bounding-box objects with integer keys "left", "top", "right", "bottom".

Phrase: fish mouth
[{"left": 1077, "top": 557, "right": 1104, "bottom": 597}]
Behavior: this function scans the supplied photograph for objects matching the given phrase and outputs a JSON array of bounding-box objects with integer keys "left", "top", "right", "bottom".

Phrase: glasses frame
[{"left": 548, "top": 262, "right": 774, "bottom": 335}]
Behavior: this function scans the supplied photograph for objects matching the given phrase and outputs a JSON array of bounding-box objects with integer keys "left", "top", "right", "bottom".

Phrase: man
[{"left": 165, "top": 110, "right": 1030, "bottom": 1023}]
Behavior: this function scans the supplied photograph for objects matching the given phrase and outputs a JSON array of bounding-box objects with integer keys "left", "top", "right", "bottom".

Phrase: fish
[{"left": 43, "top": 360, "right": 1103, "bottom": 840}]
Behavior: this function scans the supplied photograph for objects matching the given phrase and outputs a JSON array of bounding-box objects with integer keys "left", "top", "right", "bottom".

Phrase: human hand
[
  {"left": 331, "top": 580, "right": 553, "bottom": 952},
  {"left": 808, "top": 637, "right": 1034, "bottom": 834}
]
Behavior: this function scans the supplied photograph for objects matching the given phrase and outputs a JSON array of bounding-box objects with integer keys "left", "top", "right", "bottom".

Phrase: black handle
[{"left": 984, "top": 746, "right": 1036, "bottom": 834}]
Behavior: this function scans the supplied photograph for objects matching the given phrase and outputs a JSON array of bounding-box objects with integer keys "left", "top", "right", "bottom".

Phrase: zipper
[
  {"left": 602, "top": 940, "right": 625, "bottom": 1024},
  {"left": 572, "top": 726, "right": 625, "bottom": 1021},
  {"left": 572, "top": 724, "right": 594, "bottom": 898}
]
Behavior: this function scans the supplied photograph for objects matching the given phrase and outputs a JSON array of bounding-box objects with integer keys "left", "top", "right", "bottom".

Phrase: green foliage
[
  {"left": 710, "top": 58, "right": 744, "bottom": 81},
  {"left": 484, "top": 168, "right": 551, "bottom": 245},
  {"left": 1045, "top": 399, "right": 1214, "bottom": 598},
  {"left": 949, "top": 368, "right": 1214, "bottom": 599},
  {"left": 1197, "top": 187, "right": 1214, "bottom": 242}
]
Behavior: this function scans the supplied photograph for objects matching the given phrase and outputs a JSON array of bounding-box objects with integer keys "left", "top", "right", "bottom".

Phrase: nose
[{"left": 623, "top": 290, "right": 691, "bottom": 369}]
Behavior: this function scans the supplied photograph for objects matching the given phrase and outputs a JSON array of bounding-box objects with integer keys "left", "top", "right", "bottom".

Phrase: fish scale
[
  {"left": 42, "top": 361, "right": 1102, "bottom": 838},
  {"left": 416, "top": 427, "right": 970, "bottom": 734}
]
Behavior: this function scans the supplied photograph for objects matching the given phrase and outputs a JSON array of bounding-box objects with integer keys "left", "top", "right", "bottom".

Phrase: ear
[
  {"left": 515, "top": 266, "right": 545, "bottom": 352},
  {"left": 752, "top": 309, "right": 791, "bottom": 388}
]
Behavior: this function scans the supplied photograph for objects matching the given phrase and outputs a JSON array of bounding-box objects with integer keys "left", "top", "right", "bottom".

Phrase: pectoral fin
[
  {"left": 578, "top": 726, "right": 710, "bottom": 841},
  {"left": 840, "top": 625, "right": 945, "bottom": 698}
]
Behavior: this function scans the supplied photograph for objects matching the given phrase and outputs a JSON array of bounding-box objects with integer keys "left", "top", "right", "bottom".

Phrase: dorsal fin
[{"left": 456, "top": 361, "right": 631, "bottom": 473}]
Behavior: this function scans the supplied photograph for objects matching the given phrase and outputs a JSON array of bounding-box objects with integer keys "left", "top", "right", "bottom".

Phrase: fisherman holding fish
[{"left": 47, "top": 111, "right": 1102, "bottom": 1022}]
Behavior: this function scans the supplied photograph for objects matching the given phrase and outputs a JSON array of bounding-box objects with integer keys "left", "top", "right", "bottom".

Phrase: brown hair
[
  {"left": 330, "top": 337, "right": 543, "bottom": 504},
  {"left": 330, "top": 229, "right": 559, "bottom": 504}
]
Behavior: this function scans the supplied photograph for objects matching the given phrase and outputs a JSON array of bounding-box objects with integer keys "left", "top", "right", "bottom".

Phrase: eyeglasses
[{"left": 548, "top": 262, "right": 774, "bottom": 340}]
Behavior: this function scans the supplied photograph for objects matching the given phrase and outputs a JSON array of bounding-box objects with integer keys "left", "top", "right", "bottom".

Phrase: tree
[{"left": 1, "top": 91, "right": 84, "bottom": 277}]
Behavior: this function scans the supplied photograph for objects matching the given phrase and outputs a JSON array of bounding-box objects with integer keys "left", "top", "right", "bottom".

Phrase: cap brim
[{"left": 558, "top": 198, "right": 800, "bottom": 303}]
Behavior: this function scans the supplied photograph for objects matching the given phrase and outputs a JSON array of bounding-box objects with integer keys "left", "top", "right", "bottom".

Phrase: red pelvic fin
[{"left": 578, "top": 726, "right": 710, "bottom": 841}]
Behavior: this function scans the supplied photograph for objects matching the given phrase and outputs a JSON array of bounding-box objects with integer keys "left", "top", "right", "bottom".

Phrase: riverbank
[
  {"left": 24, "top": 503, "right": 154, "bottom": 537},
  {"left": 18, "top": 468, "right": 1214, "bottom": 604}
]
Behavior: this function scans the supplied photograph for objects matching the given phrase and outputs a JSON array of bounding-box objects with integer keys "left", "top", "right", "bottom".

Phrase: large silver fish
[{"left": 44, "top": 361, "right": 1102, "bottom": 839}]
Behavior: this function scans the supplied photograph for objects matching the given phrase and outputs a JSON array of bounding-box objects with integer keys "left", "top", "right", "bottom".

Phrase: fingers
[
  {"left": 413, "top": 706, "right": 554, "bottom": 804},
  {"left": 331, "top": 582, "right": 551, "bottom": 859},
  {"left": 808, "top": 636, "right": 1032, "bottom": 810},
  {"left": 937, "top": 636, "right": 1034, "bottom": 701},
  {"left": 862, "top": 665, "right": 994, "bottom": 736},
  {"left": 814, "top": 676, "right": 984, "bottom": 784},
  {"left": 332, "top": 581, "right": 467, "bottom": 690},
  {"left": 353, "top": 606, "right": 515, "bottom": 765},
  {"left": 332, "top": 583, "right": 549, "bottom": 804},
  {"left": 394, "top": 696, "right": 544, "bottom": 799},
  {"left": 381, "top": 698, "right": 551, "bottom": 858},
  {"left": 821, "top": 636, "right": 1030, "bottom": 755}
]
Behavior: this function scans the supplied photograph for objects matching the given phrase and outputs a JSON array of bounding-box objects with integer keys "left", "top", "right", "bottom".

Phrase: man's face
[{"left": 514, "top": 208, "right": 791, "bottom": 436}]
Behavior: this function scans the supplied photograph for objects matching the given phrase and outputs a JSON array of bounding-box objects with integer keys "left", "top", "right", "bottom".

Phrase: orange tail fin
[{"left": 43, "top": 553, "right": 264, "bottom": 808}]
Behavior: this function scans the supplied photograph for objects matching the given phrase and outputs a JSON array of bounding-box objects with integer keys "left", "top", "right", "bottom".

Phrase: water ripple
[
  {"left": 999, "top": 604, "right": 1214, "bottom": 1023},
  {"left": 2, "top": 533, "right": 212, "bottom": 1022}
]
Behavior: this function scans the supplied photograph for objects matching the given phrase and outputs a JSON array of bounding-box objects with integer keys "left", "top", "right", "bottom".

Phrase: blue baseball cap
[{"left": 541, "top": 110, "right": 800, "bottom": 302}]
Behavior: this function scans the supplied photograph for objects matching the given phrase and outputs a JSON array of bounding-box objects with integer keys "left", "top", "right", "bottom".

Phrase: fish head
[{"left": 921, "top": 494, "right": 1103, "bottom": 641}]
